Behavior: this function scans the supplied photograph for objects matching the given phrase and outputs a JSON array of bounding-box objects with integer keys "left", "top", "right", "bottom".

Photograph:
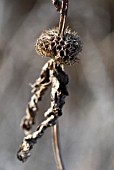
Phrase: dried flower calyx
[{"left": 35, "top": 27, "right": 82, "bottom": 65}]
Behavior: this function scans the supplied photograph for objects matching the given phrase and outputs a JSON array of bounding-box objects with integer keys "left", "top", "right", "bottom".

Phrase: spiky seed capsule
[{"left": 35, "top": 27, "right": 82, "bottom": 65}]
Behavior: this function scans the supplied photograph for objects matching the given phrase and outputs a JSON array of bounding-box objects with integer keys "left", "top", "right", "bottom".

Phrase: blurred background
[{"left": 0, "top": 0, "right": 114, "bottom": 170}]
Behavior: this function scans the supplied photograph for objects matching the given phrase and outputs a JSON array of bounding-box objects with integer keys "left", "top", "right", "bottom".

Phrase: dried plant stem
[
  {"left": 51, "top": 3, "right": 68, "bottom": 167},
  {"left": 52, "top": 0, "right": 68, "bottom": 36},
  {"left": 58, "top": 0, "right": 68, "bottom": 36},
  {"left": 52, "top": 121, "right": 65, "bottom": 170},
  {"left": 17, "top": 1, "right": 82, "bottom": 169}
]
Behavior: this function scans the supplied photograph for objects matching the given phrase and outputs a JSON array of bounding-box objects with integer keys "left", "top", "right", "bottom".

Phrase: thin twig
[
  {"left": 52, "top": 0, "right": 69, "bottom": 36},
  {"left": 58, "top": 0, "right": 68, "bottom": 36},
  {"left": 52, "top": 121, "right": 65, "bottom": 170},
  {"left": 52, "top": 1, "right": 68, "bottom": 168},
  {"left": 52, "top": 1, "right": 68, "bottom": 170}
]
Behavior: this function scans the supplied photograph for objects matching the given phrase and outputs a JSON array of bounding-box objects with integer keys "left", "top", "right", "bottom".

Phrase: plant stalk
[{"left": 52, "top": 121, "right": 65, "bottom": 170}]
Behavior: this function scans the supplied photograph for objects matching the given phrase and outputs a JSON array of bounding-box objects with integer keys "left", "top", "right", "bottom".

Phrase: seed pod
[{"left": 35, "top": 27, "right": 82, "bottom": 65}]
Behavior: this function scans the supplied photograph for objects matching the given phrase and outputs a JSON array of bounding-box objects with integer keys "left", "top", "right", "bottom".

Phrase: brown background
[{"left": 0, "top": 0, "right": 114, "bottom": 170}]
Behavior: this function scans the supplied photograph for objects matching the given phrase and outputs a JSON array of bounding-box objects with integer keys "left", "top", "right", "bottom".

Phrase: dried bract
[
  {"left": 35, "top": 27, "right": 82, "bottom": 65},
  {"left": 17, "top": 59, "right": 68, "bottom": 162}
]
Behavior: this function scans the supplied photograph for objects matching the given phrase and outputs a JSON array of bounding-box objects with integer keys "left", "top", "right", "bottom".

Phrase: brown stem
[
  {"left": 52, "top": 121, "right": 65, "bottom": 170},
  {"left": 58, "top": 0, "right": 68, "bottom": 36}
]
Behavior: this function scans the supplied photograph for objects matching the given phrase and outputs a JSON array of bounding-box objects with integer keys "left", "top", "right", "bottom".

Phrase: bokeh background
[{"left": 0, "top": 0, "right": 114, "bottom": 170}]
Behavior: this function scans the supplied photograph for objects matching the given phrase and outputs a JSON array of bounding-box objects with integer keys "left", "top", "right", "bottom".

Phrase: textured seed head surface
[{"left": 35, "top": 27, "right": 82, "bottom": 65}]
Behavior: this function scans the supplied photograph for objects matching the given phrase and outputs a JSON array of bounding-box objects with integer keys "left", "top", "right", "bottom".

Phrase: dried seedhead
[
  {"left": 35, "top": 27, "right": 82, "bottom": 65},
  {"left": 17, "top": 1, "right": 83, "bottom": 169}
]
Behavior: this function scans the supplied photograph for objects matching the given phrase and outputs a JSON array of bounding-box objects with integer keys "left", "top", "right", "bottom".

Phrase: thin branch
[
  {"left": 52, "top": 121, "right": 65, "bottom": 170},
  {"left": 52, "top": 0, "right": 69, "bottom": 36},
  {"left": 51, "top": 3, "right": 69, "bottom": 168},
  {"left": 58, "top": 0, "right": 68, "bottom": 36}
]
